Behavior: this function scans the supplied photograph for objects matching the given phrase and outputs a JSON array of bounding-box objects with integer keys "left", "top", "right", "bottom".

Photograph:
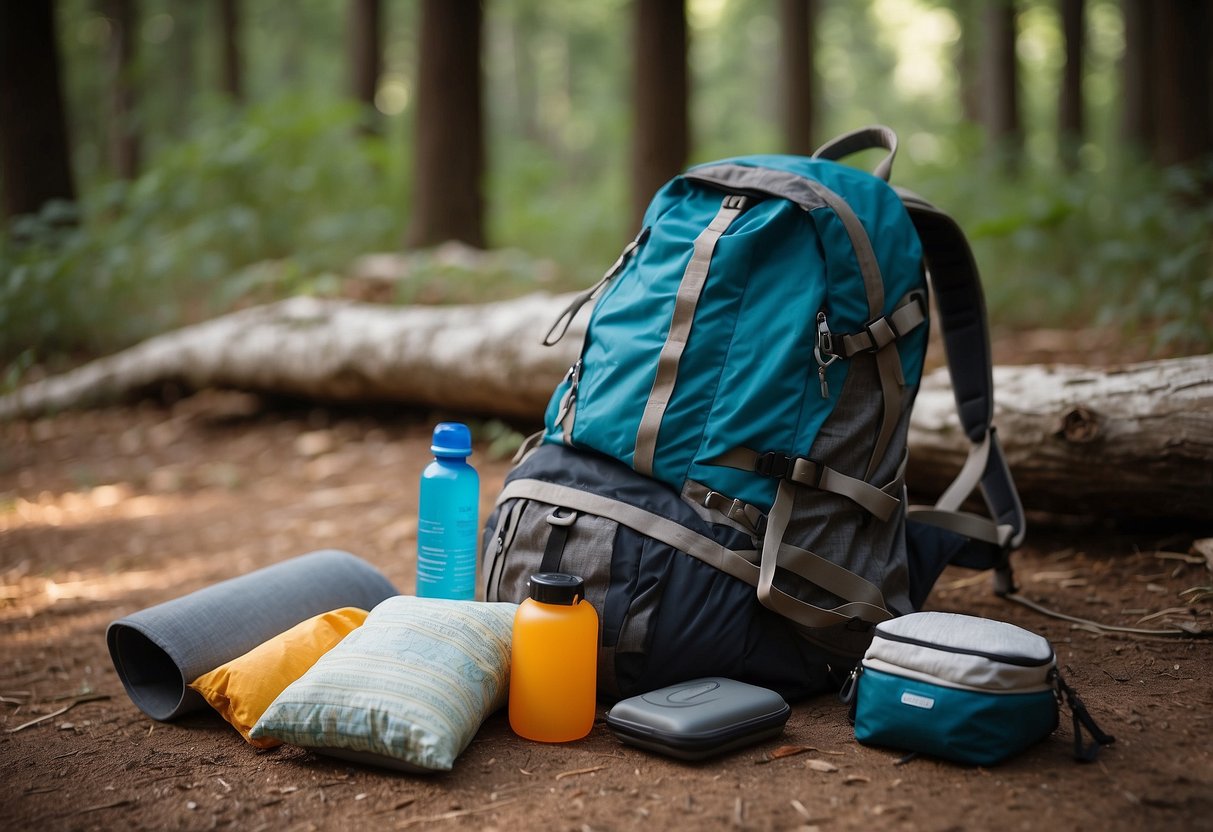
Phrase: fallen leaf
[
  {"left": 806, "top": 759, "right": 838, "bottom": 773},
  {"left": 768, "top": 745, "right": 812, "bottom": 760},
  {"left": 843, "top": 775, "right": 870, "bottom": 785}
]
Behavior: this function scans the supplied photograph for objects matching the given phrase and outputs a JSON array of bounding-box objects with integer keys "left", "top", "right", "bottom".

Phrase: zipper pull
[{"left": 814, "top": 312, "right": 839, "bottom": 399}]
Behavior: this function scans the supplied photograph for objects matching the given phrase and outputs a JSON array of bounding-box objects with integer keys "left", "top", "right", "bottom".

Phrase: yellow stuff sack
[{"left": 189, "top": 606, "right": 368, "bottom": 747}]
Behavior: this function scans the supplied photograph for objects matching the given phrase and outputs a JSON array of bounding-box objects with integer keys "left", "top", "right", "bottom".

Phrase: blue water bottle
[{"left": 416, "top": 422, "right": 479, "bottom": 600}]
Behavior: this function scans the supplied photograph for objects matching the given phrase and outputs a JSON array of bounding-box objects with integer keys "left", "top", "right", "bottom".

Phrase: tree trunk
[
  {"left": 954, "top": 1, "right": 982, "bottom": 125},
  {"left": 1150, "top": 0, "right": 1213, "bottom": 168},
  {"left": 0, "top": 0, "right": 77, "bottom": 221},
  {"left": 2, "top": 295, "right": 1210, "bottom": 526},
  {"left": 779, "top": 0, "right": 816, "bottom": 156},
  {"left": 170, "top": 0, "right": 197, "bottom": 135},
  {"left": 346, "top": 0, "right": 382, "bottom": 134},
  {"left": 631, "top": 0, "right": 689, "bottom": 229},
  {"left": 219, "top": 0, "right": 243, "bottom": 101},
  {"left": 1057, "top": 0, "right": 1084, "bottom": 170},
  {"left": 980, "top": 0, "right": 1022, "bottom": 170},
  {"left": 508, "top": 5, "right": 541, "bottom": 143},
  {"left": 405, "top": 0, "right": 485, "bottom": 249},
  {"left": 105, "top": 0, "right": 141, "bottom": 180},
  {"left": 1119, "top": 0, "right": 1153, "bottom": 155}
]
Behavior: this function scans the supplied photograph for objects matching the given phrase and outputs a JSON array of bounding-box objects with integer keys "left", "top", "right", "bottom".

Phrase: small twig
[
  {"left": 24, "top": 786, "right": 61, "bottom": 795},
  {"left": 554, "top": 765, "right": 606, "bottom": 780},
  {"left": 72, "top": 797, "right": 135, "bottom": 816},
  {"left": 396, "top": 798, "right": 516, "bottom": 829},
  {"left": 5, "top": 693, "right": 109, "bottom": 733},
  {"left": 1136, "top": 607, "right": 1195, "bottom": 624}
]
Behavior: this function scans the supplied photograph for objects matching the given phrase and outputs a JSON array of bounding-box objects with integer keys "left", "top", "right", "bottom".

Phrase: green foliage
[
  {"left": 1, "top": 95, "right": 404, "bottom": 364},
  {"left": 914, "top": 149, "right": 1213, "bottom": 352},
  {"left": 6, "top": 0, "right": 1210, "bottom": 379}
]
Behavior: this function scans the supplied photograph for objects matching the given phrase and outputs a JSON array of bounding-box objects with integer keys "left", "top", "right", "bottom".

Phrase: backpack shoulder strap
[{"left": 896, "top": 187, "right": 1026, "bottom": 593}]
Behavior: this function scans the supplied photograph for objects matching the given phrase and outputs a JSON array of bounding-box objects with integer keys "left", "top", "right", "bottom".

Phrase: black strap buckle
[{"left": 755, "top": 452, "right": 792, "bottom": 479}]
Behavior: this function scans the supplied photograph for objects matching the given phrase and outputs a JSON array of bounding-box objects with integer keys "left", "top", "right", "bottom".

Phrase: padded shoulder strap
[
  {"left": 896, "top": 188, "right": 1027, "bottom": 583},
  {"left": 896, "top": 188, "right": 993, "bottom": 442}
]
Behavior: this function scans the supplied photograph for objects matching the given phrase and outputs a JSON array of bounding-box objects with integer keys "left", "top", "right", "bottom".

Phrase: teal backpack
[{"left": 483, "top": 127, "right": 1026, "bottom": 699}]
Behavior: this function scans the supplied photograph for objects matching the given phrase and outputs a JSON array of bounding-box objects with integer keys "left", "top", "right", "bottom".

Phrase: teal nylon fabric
[
  {"left": 544, "top": 155, "right": 928, "bottom": 509},
  {"left": 854, "top": 666, "right": 1059, "bottom": 766}
]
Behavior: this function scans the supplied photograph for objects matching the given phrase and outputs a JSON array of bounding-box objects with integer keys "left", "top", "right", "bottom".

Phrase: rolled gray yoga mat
[{"left": 107, "top": 549, "right": 398, "bottom": 721}]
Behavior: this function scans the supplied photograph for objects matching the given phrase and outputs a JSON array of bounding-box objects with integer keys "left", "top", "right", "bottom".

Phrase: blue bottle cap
[{"left": 431, "top": 422, "right": 472, "bottom": 457}]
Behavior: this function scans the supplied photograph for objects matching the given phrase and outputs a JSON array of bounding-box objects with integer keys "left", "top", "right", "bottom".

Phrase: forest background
[{"left": 1, "top": 0, "right": 1211, "bottom": 384}]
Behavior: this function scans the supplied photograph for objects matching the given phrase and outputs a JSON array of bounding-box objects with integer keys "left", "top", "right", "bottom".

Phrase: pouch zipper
[{"left": 873, "top": 629, "right": 1054, "bottom": 668}]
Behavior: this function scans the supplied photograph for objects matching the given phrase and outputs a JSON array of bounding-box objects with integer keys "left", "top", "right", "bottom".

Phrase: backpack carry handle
[{"left": 813, "top": 126, "right": 899, "bottom": 182}]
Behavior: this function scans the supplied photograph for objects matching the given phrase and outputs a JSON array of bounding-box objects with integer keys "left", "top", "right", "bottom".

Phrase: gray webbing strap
[
  {"left": 683, "top": 160, "right": 901, "bottom": 483},
  {"left": 935, "top": 431, "right": 992, "bottom": 512},
  {"left": 552, "top": 360, "right": 582, "bottom": 445},
  {"left": 494, "top": 478, "right": 761, "bottom": 587},
  {"left": 634, "top": 195, "right": 749, "bottom": 476},
  {"left": 680, "top": 164, "right": 885, "bottom": 321},
  {"left": 682, "top": 164, "right": 828, "bottom": 212},
  {"left": 905, "top": 508, "right": 1014, "bottom": 548},
  {"left": 797, "top": 178, "right": 905, "bottom": 482},
  {"left": 542, "top": 227, "right": 650, "bottom": 347},
  {"left": 705, "top": 448, "right": 901, "bottom": 522},
  {"left": 896, "top": 187, "right": 1027, "bottom": 554},
  {"left": 869, "top": 346, "right": 904, "bottom": 481},
  {"left": 758, "top": 480, "right": 894, "bottom": 628},
  {"left": 802, "top": 180, "right": 884, "bottom": 318},
  {"left": 909, "top": 429, "right": 1025, "bottom": 550},
  {"left": 700, "top": 490, "right": 765, "bottom": 537},
  {"left": 812, "top": 125, "right": 899, "bottom": 182},
  {"left": 835, "top": 290, "right": 927, "bottom": 357}
]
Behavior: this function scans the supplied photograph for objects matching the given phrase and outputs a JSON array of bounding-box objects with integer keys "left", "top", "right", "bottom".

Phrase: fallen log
[
  {"left": 0, "top": 294, "right": 581, "bottom": 421},
  {"left": 909, "top": 357, "right": 1213, "bottom": 525},
  {"left": 2, "top": 294, "right": 1210, "bottom": 525}
]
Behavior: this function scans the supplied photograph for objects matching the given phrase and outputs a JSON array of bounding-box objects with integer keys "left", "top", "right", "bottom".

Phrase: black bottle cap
[{"left": 527, "top": 572, "right": 584, "bottom": 605}]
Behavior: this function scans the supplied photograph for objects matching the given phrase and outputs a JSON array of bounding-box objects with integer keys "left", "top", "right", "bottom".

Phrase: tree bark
[
  {"left": 0, "top": 0, "right": 77, "bottom": 221},
  {"left": 1057, "top": 0, "right": 1084, "bottom": 170},
  {"left": 1150, "top": 0, "right": 1213, "bottom": 168},
  {"left": 954, "top": 1, "right": 982, "bottom": 125},
  {"left": 779, "top": 0, "right": 816, "bottom": 156},
  {"left": 908, "top": 358, "right": 1213, "bottom": 525},
  {"left": 2, "top": 294, "right": 1210, "bottom": 525},
  {"left": 1119, "top": 0, "right": 1153, "bottom": 155},
  {"left": 346, "top": 0, "right": 382, "bottom": 132},
  {"left": 105, "top": 0, "right": 141, "bottom": 180},
  {"left": 405, "top": 0, "right": 485, "bottom": 249},
  {"left": 980, "top": 0, "right": 1022, "bottom": 170},
  {"left": 631, "top": 0, "right": 689, "bottom": 229},
  {"left": 0, "top": 295, "right": 579, "bottom": 423},
  {"left": 219, "top": 0, "right": 243, "bottom": 101},
  {"left": 170, "top": 0, "right": 197, "bottom": 135}
]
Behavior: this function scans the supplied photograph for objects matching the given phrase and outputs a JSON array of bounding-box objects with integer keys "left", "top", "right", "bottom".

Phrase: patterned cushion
[
  {"left": 250, "top": 596, "right": 517, "bottom": 772},
  {"left": 188, "top": 607, "right": 368, "bottom": 748}
]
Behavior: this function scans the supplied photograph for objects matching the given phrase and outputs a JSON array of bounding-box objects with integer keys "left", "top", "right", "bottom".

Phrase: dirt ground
[{"left": 2, "top": 331, "right": 1212, "bottom": 832}]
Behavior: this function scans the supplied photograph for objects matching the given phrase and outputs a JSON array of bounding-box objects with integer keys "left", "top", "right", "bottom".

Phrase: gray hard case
[{"left": 605, "top": 677, "right": 791, "bottom": 760}]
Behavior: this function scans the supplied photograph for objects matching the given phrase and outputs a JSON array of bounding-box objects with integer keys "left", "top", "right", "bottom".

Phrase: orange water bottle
[{"left": 509, "top": 573, "right": 599, "bottom": 742}]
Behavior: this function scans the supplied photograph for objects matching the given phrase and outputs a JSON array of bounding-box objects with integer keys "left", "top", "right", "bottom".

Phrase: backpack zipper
[{"left": 814, "top": 312, "right": 838, "bottom": 398}]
